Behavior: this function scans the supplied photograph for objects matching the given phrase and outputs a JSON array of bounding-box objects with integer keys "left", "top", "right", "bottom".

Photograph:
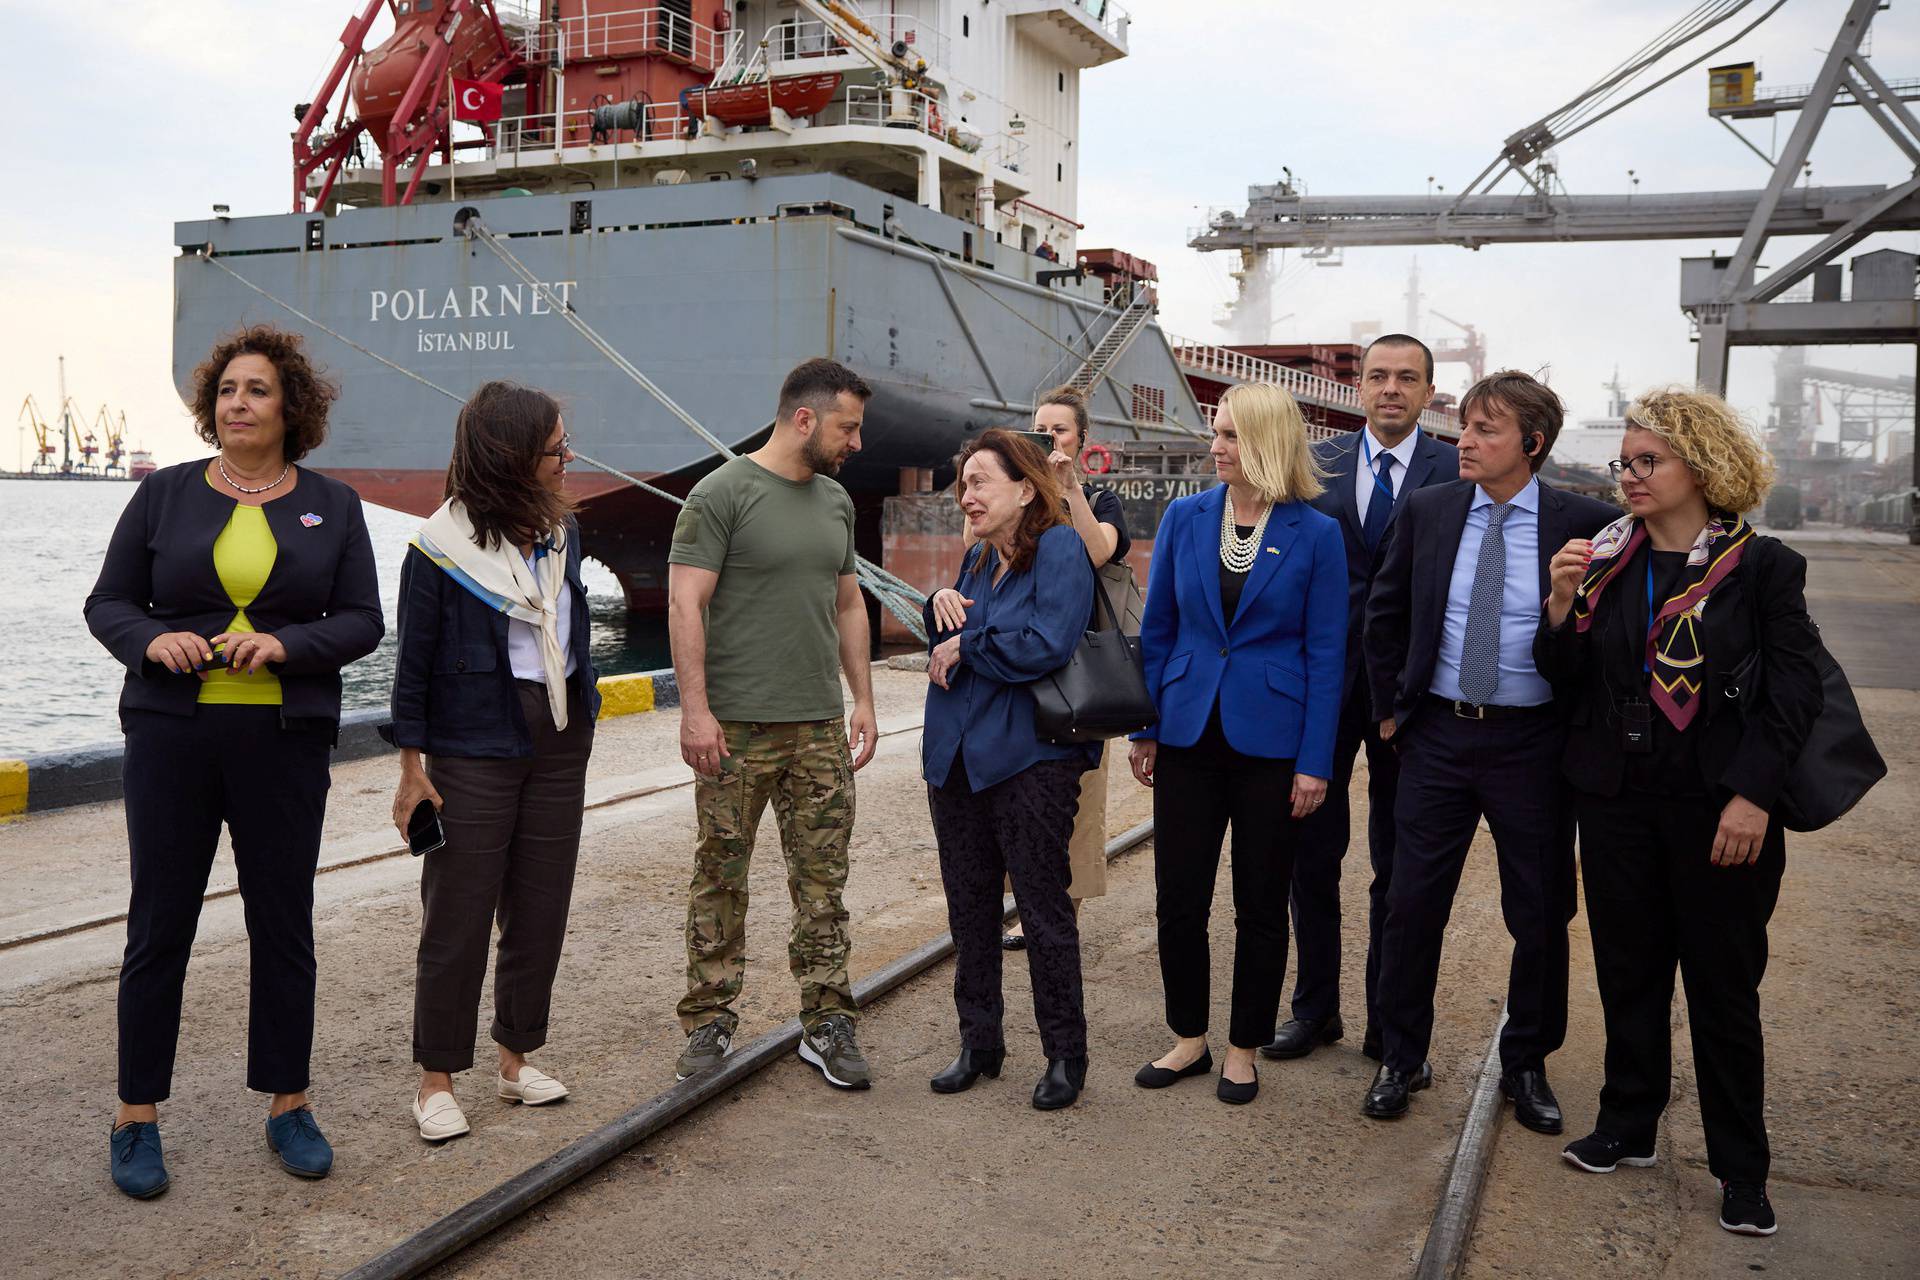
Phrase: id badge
[{"left": 1620, "top": 698, "right": 1653, "bottom": 755}]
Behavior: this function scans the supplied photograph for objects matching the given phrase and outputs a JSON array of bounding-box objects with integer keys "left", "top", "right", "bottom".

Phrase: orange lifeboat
[
  {"left": 682, "top": 72, "right": 843, "bottom": 128},
  {"left": 352, "top": 0, "right": 505, "bottom": 147}
]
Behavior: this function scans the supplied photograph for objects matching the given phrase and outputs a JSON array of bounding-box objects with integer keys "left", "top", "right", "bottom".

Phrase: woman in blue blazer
[{"left": 1128, "top": 383, "right": 1347, "bottom": 1104}]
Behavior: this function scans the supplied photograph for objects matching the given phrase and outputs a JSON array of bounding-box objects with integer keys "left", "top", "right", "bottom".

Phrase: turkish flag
[{"left": 452, "top": 78, "right": 503, "bottom": 123}]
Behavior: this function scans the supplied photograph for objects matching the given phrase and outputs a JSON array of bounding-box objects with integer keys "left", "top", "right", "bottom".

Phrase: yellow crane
[
  {"left": 16, "top": 395, "right": 62, "bottom": 473},
  {"left": 62, "top": 396, "right": 100, "bottom": 473},
  {"left": 93, "top": 404, "right": 129, "bottom": 476}
]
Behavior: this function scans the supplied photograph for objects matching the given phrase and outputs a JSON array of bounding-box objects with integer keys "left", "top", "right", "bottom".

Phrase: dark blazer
[
  {"left": 1134, "top": 485, "right": 1347, "bottom": 777},
  {"left": 1364, "top": 477, "right": 1617, "bottom": 729},
  {"left": 85, "top": 460, "right": 384, "bottom": 731},
  {"left": 1310, "top": 429, "right": 1458, "bottom": 698},
  {"left": 1532, "top": 532, "right": 1823, "bottom": 811},
  {"left": 385, "top": 523, "right": 601, "bottom": 759}
]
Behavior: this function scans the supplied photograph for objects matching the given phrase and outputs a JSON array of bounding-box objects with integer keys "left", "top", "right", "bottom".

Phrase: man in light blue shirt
[{"left": 1430, "top": 478, "right": 1553, "bottom": 707}]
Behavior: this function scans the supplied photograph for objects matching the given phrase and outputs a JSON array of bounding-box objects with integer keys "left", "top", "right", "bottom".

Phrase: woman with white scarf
[{"left": 386, "top": 382, "right": 601, "bottom": 1142}]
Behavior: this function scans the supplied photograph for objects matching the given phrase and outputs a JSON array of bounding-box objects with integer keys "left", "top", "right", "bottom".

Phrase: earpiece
[{"left": 1521, "top": 432, "right": 1540, "bottom": 457}]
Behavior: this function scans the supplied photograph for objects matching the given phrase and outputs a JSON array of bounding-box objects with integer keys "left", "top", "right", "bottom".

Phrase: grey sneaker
[
  {"left": 797, "top": 1014, "right": 871, "bottom": 1090},
  {"left": 675, "top": 1022, "right": 733, "bottom": 1081}
]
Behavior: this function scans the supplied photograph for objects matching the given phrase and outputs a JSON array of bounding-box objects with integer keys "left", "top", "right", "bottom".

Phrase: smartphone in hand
[{"left": 407, "top": 799, "right": 446, "bottom": 856}]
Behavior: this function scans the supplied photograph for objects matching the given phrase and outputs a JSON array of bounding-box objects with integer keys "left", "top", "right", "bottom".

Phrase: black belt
[{"left": 1422, "top": 693, "right": 1553, "bottom": 721}]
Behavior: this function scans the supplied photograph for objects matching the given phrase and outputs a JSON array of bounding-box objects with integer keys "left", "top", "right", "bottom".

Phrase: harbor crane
[
  {"left": 17, "top": 396, "right": 60, "bottom": 474},
  {"left": 1428, "top": 310, "right": 1486, "bottom": 385}
]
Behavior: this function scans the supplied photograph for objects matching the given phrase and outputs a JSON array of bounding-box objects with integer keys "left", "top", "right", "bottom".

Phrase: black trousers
[
  {"left": 927, "top": 757, "right": 1086, "bottom": 1060},
  {"left": 415, "top": 686, "right": 593, "bottom": 1073},
  {"left": 1153, "top": 715, "right": 1299, "bottom": 1050},
  {"left": 1577, "top": 789, "right": 1784, "bottom": 1182},
  {"left": 1288, "top": 675, "right": 1400, "bottom": 1027},
  {"left": 1377, "top": 707, "right": 1573, "bottom": 1076},
  {"left": 118, "top": 706, "right": 333, "bottom": 1104}
]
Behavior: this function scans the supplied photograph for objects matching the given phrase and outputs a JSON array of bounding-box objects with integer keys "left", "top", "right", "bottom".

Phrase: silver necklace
[
  {"left": 218, "top": 456, "right": 290, "bottom": 495},
  {"left": 1219, "top": 491, "right": 1272, "bottom": 573}
]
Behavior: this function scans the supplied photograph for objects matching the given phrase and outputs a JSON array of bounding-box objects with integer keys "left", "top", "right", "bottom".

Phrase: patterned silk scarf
[{"left": 1571, "top": 511, "right": 1754, "bottom": 730}]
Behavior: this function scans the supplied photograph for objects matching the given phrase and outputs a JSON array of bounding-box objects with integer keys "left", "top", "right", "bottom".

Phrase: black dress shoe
[
  {"left": 1216, "top": 1064, "right": 1259, "bottom": 1105},
  {"left": 1134, "top": 1048, "right": 1213, "bottom": 1089},
  {"left": 1000, "top": 931, "right": 1026, "bottom": 951},
  {"left": 1362, "top": 1061, "right": 1433, "bottom": 1119},
  {"left": 1260, "top": 1015, "right": 1345, "bottom": 1060},
  {"left": 1500, "top": 1069, "right": 1563, "bottom": 1134},
  {"left": 1361, "top": 1028, "right": 1383, "bottom": 1062},
  {"left": 1032, "top": 1056, "right": 1087, "bottom": 1110},
  {"left": 930, "top": 1047, "right": 1005, "bottom": 1094}
]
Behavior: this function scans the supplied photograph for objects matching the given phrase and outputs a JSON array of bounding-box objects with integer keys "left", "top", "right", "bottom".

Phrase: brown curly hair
[
  {"left": 189, "top": 326, "right": 338, "bottom": 462},
  {"left": 954, "top": 428, "right": 1064, "bottom": 574},
  {"left": 1625, "top": 387, "right": 1777, "bottom": 515}
]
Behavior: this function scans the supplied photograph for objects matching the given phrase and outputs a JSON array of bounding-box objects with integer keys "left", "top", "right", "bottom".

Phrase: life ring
[{"left": 1080, "top": 443, "right": 1113, "bottom": 475}]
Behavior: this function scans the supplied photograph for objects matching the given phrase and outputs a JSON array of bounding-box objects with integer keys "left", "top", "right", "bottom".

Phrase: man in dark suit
[
  {"left": 1263, "top": 335, "right": 1457, "bottom": 1065},
  {"left": 1360, "top": 370, "right": 1617, "bottom": 1131}
]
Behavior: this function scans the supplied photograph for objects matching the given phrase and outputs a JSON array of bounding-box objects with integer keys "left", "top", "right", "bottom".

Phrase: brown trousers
[{"left": 414, "top": 685, "right": 593, "bottom": 1073}]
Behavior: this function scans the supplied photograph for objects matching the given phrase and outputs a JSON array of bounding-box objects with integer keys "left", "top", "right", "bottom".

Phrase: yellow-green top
[{"left": 198, "top": 500, "right": 283, "bottom": 706}]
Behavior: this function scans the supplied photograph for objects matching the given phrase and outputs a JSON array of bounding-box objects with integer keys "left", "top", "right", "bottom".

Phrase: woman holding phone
[{"left": 386, "top": 381, "right": 600, "bottom": 1142}]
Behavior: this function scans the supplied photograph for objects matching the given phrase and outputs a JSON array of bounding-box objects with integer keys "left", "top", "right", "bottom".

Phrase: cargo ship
[{"left": 170, "top": 0, "right": 1458, "bottom": 613}]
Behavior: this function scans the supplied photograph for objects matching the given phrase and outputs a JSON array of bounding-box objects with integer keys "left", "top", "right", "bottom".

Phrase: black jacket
[
  {"left": 1363, "top": 477, "right": 1619, "bottom": 729},
  {"left": 1532, "top": 532, "right": 1823, "bottom": 811},
  {"left": 383, "top": 526, "right": 601, "bottom": 759},
  {"left": 85, "top": 460, "right": 385, "bottom": 731},
  {"left": 1309, "top": 429, "right": 1458, "bottom": 700}
]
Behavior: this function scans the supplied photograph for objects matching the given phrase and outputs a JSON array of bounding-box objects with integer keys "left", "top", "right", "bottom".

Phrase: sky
[{"left": 1, "top": 0, "right": 1915, "bottom": 470}]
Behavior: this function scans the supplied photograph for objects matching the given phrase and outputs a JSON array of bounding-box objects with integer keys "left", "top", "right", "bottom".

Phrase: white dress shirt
[
  {"left": 1354, "top": 427, "right": 1421, "bottom": 527},
  {"left": 507, "top": 548, "right": 578, "bottom": 682}
]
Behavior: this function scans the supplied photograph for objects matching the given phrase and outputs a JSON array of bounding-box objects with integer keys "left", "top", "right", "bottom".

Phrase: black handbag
[
  {"left": 1727, "top": 555, "right": 1885, "bottom": 832},
  {"left": 1030, "top": 569, "right": 1159, "bottom": 745}
]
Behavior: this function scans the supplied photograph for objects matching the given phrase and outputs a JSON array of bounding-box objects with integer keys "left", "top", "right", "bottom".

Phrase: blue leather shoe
[
  {"left": 110, "top": 1121, "right": 170, "bottom": 1199},
  {"left": 265, "top": 1106, "right": 333, "bottom": 1179}
]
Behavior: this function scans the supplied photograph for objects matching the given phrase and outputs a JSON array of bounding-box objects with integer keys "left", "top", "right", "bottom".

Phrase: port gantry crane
[
  {"left": 1193, "top": 0, "right": 1920, "bottom": 539},
  {"left": 16, "top": 396, "right": 60, "bottom": 474}
]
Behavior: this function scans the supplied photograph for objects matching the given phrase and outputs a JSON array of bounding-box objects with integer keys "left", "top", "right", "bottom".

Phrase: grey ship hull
[{"left": 173, "top": 174, "right": 1202, "bottom": 605}]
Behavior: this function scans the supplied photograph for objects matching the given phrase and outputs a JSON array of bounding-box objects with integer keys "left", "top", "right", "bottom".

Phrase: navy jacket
[
  {"left": 921, "top": 524, "right": 1096, "bottom": 791},
  {"left": 1310, "top": 429, "right": 1458, "bottom": 700},
  {"left": 1364, "top": 477, "right": 1619, "bottom": 730},
  {"left": 385, "top": 525, "right": 601, "bottom": 759},
  {"left": 1134, "top": 485, "right": 1347, "bottom": 778},
  {"left": 85, "top": 460, "right": 385, "bottom": 732}
]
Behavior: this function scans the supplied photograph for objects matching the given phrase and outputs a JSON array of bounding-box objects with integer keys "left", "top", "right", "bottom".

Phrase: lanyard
[
  {"left": 1643, "top": 558, "right": 1657, "bottom": 676},
  {"left": 1359, "top": 431, "right": 1394, "bottom": 506}
]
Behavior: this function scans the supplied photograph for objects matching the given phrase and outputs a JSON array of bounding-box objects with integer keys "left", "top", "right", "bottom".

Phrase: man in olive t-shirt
[{"left": 665, "top": 358, "right": 879, "bottom": 1091}]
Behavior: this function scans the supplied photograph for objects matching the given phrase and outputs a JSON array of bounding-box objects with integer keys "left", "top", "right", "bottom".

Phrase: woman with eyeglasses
[
  {"left": 1535, "top": 389, "right": 1821, "bottom": 1238},
  {"left": 387, "top": 382, "right": 601, "bottom": 1142}
]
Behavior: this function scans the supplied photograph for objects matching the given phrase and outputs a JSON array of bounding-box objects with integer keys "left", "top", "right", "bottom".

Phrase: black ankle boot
[
  {"left": 930, "top": 1046, "right": 1005, "bottom": 1094},
  {"left": 1032, "top": 1056, "right": 1087, "bottom": 1110}
]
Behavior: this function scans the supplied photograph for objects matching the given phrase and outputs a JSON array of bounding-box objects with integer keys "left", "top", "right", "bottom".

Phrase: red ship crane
[{"left": 293, "top": 0, "right": 525, "bottom": 211}]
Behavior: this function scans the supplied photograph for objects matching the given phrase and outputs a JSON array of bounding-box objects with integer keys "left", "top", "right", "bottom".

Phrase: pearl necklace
[
  {"left": 1219, "top": 491, "right": 1272, "bottom": 573},
  {"left": 218, "top": 456, "right": 290, "bottom": 495}
]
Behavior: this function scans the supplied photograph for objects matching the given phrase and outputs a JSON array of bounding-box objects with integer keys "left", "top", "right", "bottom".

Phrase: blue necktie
[
  {"left": 1362, "top": 453, "right": 1396, "bottom": 552},
  {"left": 1458, "top": 502, "right": 1514, "bottom": 706}
]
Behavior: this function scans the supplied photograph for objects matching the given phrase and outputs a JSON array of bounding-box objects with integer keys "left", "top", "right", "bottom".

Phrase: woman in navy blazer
[
  {"left": 922, "top": 429, "right": 1098, "bottom": 1110},
  {"left": 1128, "top": 383, "right": 1347, "bottom": 1104}
]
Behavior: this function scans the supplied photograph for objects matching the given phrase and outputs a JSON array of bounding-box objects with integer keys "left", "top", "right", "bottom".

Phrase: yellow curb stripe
[
  {"left": 595, "top": 673, "right": 655, "bottom": 720},
  {"left": 0, "top": 759, "right": 26, "bottom": 819}
]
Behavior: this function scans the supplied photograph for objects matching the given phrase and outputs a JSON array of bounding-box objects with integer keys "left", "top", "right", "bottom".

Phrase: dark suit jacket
[
  {"left": 85, "top": 460, "right": 385, "bottom": 731},
  {"left": 1532, "top": 533, "right": 1824, "bottom": 811},
  {"left": 1363, "top": 477, "right": 1617, "bottom": 729},
  {"left": 1310, "top": 429, "right": 1458, "bottom": 699}
]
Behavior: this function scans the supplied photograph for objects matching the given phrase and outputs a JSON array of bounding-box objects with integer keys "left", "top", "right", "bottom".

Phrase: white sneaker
[
  {"left": 496, "top": 1064, "right": 570, "bottom": 1106},
  {"left": 413, "top": 1089, "right": 471, "bottom": 1142}
]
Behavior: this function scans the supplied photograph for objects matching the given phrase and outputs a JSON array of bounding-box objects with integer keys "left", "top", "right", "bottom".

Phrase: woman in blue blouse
[{"left": 922, "top": 429, "right": 1097, "bottom": 1111}]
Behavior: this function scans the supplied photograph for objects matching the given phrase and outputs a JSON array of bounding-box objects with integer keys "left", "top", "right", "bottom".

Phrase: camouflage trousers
[{"left": 677, "top": 718, "right": 857, "bottom": 1035}]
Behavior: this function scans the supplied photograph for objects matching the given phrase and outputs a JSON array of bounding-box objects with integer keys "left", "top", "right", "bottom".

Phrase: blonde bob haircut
[
  {"left": 1624, "top": 387, "right": 1776, "bottom": 515},
  {"left": 1217, "top": 381, "right": 1324, "bottom": 503}
]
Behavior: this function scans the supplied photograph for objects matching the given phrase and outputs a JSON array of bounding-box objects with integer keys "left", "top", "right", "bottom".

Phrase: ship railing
[
  {"left": 514, "top": 5, "right": 736, "bottom": 72},
  {"left": 1170, "top": 333, "right": 1459, "bottom": 436},
  {"left": 840, "top": 84, "right": 944, "bottom": 136},
  {"left": 766, "top": 12, "right": 950, "bottom": 72},
  {"left": 1073, "top": 0, "right": 1131, "bottom": 45},
  {"left": 984, "top": 133, "right": 1029, "bottom": 173},
  {"left": 1198, "top": 399, "right": 1346, "bottom": 444}
]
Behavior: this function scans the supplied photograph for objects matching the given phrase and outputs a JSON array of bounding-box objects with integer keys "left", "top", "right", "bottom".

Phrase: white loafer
[
  {"left": 413, "top": 1090, "right": 471, "bottom": 1141},
  {"left": 497, "top": 1065, "right": 569, "bottom": 1106}
]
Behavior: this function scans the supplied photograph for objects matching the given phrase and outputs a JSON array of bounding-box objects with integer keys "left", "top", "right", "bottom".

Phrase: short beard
[{"left": 802, "top": 435, "right": 843, "bottom": 476}]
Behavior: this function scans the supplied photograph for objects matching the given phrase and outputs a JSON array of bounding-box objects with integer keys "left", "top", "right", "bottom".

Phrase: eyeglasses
[
  {"left": 540, "top": 433, "right": 572, "bottom": 459},
  {"left": 1607, "top": 453, "right": 1671, "bottom": 481}
]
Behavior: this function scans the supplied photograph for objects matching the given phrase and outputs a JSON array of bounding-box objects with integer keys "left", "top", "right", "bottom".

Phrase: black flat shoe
[
  {"left": 1134, "top": 1048, "right": 1213, "bottom": 1089},
  {"left": 1000, "top": 932, "right": 1026, "bottom": 951},
  {"left": 1032, "top": 1056, "right": 1087, "bottom": 1110},
  {"left": 1500, "top": 1068, "right": 1564, "bottom": 1134},
  {"left": 930, "top": 1047, "right": 1005, "bottom": 1094},
  {"left": 1217, "top": 1064, "right": 1259, "bottom": 1105},
  {"left": 1260, "top": 1015, "right": 1345, "bottom": 1060},
  {"left": 1362, "top": 1061, "right": 1432, "bottom": 1119}
]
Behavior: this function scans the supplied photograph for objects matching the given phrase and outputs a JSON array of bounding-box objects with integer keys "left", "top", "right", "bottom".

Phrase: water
[{"left": 0, "top": 477, "right": 670, "bottom": 758}]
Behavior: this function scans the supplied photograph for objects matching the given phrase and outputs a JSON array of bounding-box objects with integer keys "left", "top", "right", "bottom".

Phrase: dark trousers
[
  {"left": 1377, "top": 707, "right": 1573, "bottom": 1076},
  {"left": 1288, "top": 676, "right": 1400, "bottom": 1027},
  {"left": 927, "top": 757, "right": 1087, "bottom": 1060},
  {"left": 1153, "top": 715, "right": 1299, "bottom": 1050},
  {"left": 118, "top": 707, "right": 332, "bottom": 1104},
  {"left": 1577, "top": 789, "right": 1784, "bottom": 1182},
  {"left": 414, "top": 685, "right": 593, "bottom": 1073}
]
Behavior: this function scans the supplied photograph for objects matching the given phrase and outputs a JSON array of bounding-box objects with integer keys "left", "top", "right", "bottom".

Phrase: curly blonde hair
[{"left": 1624, "top": 387, "right": 1776, "bottom": 515}]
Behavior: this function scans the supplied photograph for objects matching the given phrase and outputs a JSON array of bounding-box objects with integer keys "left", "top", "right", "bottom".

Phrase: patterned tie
[
  {"left": 1458, "top": 502, "right": 1513, "bottom": 706},
  {"left": 1362, "top": 452, "right": 1397, "bottom": 552}
]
